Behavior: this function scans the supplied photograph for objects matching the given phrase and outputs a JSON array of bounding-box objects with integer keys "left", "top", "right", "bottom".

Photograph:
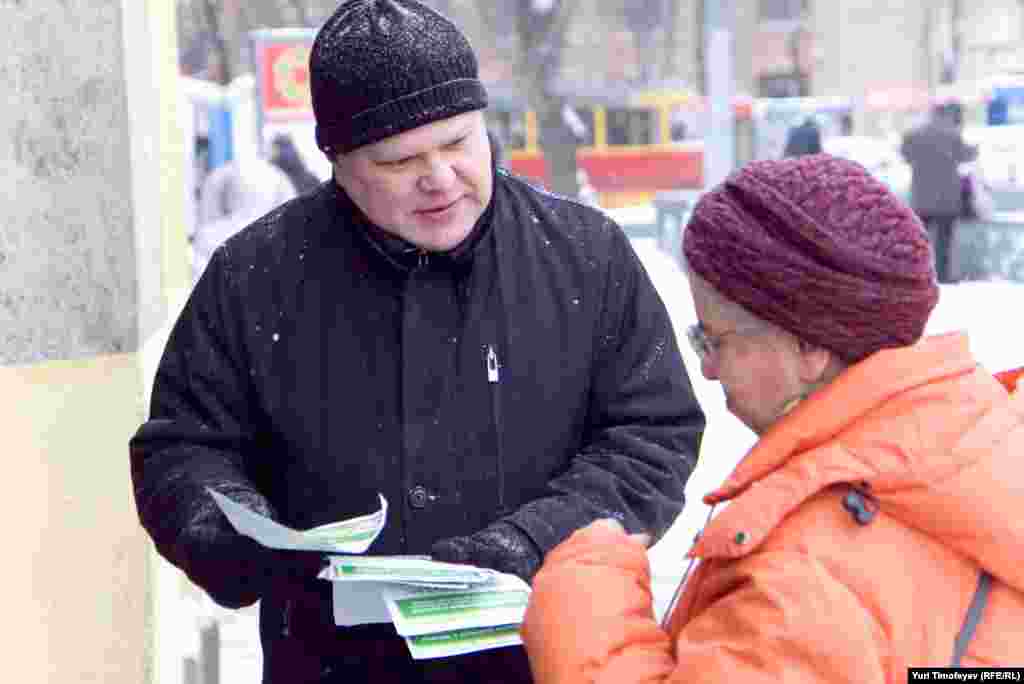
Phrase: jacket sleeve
[
  {"left": 129, "top": 246, "right": 275, "bottom": 608},
  {"left": 522, "top": 523, "right": 887, "bottom": 684},
  {"left": 900, "top": 133, "right": 914, "bottom": 163},
  {"left": 957, "top": 137, "right": 978, "bottom": 163},
  {"left": 503, "top": 224, "right": 704, "bottom": 553},
  {"left": 521, "top": 522, "right": 677, "bottom": 684}
]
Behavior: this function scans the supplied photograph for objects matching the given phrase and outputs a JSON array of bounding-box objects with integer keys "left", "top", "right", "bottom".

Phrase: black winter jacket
[{"left": 130, "top": 170, "right": 704, "bottom": 682}]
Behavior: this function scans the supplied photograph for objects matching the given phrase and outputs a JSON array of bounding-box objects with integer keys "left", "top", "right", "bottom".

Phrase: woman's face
[{"left": 688, "top": 275, "right": 811, "bottom": 435}]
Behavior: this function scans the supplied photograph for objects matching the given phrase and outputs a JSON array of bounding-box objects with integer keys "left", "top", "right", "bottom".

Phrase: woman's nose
[{"left": 700, "top": 354, "right": 719, "bottom": 381}]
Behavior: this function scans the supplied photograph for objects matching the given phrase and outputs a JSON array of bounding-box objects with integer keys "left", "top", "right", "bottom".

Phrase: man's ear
[{"left": 796, "top": 338, "right": 834, "bottom": 385}]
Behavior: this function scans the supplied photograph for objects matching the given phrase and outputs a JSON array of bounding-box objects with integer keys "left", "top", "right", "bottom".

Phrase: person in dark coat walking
[
  {"left": 269, "top": 132, "right": 322, "bottom": 195},
  {"left": 782, "top": 116, "right": 823, "bottom": 157},
  {"left": 900, "top": 103, "right": 978, "bottom": 283},
  {"left": 129, "top": 1, "right": 705, "bottom": 682}
]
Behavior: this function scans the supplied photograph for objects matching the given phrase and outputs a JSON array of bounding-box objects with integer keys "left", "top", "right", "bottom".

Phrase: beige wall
[
  {"left": 3, "top": 356, "right": 151, "bottom": 681},
  {"left": 1, "top": 0, "right": 187, "bottom": 680}
]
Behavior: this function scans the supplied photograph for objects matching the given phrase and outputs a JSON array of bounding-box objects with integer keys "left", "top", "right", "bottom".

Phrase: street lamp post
[{"left": 702, "top": 0, "right": 735, "bottom": 190}]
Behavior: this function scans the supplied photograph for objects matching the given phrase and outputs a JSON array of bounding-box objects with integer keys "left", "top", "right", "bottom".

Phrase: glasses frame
[{"left": 686, "top": 322, "right": 767, "bottom": 362}]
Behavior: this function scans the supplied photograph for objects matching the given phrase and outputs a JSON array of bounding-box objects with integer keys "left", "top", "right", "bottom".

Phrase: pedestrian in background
[
  {"left": 269, "top": 132, "right": 323, "bottom": 195},
  {"left": 575, "top": 168, "right": 600, "bottom": 208},
  {"left": 130, "top": 0, "right": 704, "bottom": 681},
  {"left": 901, "top": 102, "right": 978, "bottom": 283},
  {"left": 192, "top": 155, "right": 297, "bottom": 282},
  {"left": 522, "top": 154, "right": 1024, "bottom": 682},
  {"left": 782, "top": 115, "right": 823, "bottom": 157}
]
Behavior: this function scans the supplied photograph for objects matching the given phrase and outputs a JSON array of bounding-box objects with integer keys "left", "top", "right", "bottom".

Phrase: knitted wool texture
[
  {"left": 310, "top": 0, "right": 488, "bottom": 154},
  {"left": 684, "top": 154, "right": 939, "bottom": 363}
]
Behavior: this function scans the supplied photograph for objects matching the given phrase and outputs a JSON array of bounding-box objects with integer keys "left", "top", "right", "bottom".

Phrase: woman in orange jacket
[{"left": 521, "top": 154, "right": 1024, "bottom": 683}]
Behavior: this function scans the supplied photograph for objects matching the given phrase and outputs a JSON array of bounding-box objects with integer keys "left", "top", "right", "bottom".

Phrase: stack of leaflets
[
  {"left": 207, "top": 489, "right": 530, "bottom": 659},
  {"left": 322, "top": 555, "right": 529, "bottom": 659}
]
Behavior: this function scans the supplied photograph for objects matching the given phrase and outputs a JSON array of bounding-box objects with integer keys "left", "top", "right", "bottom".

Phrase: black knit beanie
[{"left": 310, "top": 0, "right": 489, "bottom": 155}]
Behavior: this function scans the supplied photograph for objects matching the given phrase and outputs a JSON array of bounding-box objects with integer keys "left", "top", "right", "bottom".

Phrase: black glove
[
  {"left": 185, "top": 526, "right": 329, "bottom": 608},
  {"left": 430, "top": 522, "right": 542, "bottom": 583},
  {"left": 261, "top": 546, "right": 331, "bottom": 592}
]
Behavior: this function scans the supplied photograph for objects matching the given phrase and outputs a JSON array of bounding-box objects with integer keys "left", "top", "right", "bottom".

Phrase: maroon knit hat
[{"left": 683, "top": 154, "right": 939, "bottom": 363}]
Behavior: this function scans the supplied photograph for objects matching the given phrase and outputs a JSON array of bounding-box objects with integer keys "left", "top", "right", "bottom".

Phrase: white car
[
  {"left": 823, "top": 135, "right": 911, "bottom": 195},
  {"left": 962, "top": 124, "right": 1024, "bottom": 192}
]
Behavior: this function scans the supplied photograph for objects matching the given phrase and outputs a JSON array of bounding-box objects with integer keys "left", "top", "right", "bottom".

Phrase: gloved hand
[
  {"left": 185, "top": 527, "right": 329, "bottom": 608},
  {"left": 261, "top": 546, "right": 331, "bottom": 592},
  {"left": 430, "top": 522, "right": 542, "bottom": 583}
]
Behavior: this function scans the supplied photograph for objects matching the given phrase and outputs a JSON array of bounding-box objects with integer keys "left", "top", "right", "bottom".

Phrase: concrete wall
[
  {"left": 2, "top": 4, "right": 138, "bottom": 364},
  {"left": 734, "top": 1, "right": 1024, "bottom": 137},
  {"left": 1, "top": 0, "right": 187, "bottom": 681},
  {"left": 958, "top": 0, "right": 1024, "bottom": 82},
  {"left": 814, "top": 1, "right": 931, "bottom": 136}
]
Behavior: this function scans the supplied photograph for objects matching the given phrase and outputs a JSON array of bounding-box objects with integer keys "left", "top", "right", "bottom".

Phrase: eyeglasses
[{"left": 686, "top": 322, "right": 766, "bottom": 362}]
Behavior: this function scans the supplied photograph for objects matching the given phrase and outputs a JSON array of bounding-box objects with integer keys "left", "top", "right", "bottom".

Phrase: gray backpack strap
[{"left": 950, "top": 570, "right": 993, "bottom": 667}]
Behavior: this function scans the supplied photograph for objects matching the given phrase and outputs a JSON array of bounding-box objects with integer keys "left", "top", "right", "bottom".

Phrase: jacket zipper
[
  {"left": 660, "top": 504, "right": 717, "bottom": 629},
  {"left": 486, "top": 344, "right": 506, "bottom": 513},
  {"left": 281, "top": 598, "right": 292, "bottom": 637}
]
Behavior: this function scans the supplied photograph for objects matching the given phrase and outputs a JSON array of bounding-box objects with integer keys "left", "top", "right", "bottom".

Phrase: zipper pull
[
  {"left": 417, "top": 250, "right": 429, "bottom": 269},
  {"left": 486, "top": 345, "right": 499, "bottom": 383},
  {"left": 281, "top": 599, "right": 292, "bottom": 637}
]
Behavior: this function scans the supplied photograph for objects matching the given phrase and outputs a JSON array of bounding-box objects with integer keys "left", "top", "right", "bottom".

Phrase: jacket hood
[{"left": 690, "top": 332, "right": 1024, "bottom": 593}]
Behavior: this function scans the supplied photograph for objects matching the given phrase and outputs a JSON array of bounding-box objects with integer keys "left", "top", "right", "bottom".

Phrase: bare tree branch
[
  {"left": 199, "top": 0, "right": 231, "bottom": 84},
  {"left": 283, "top": 0, "right": 312, "bottom": 26},
  {"left": 502, "top": 0, "right": 583, "bottom": 196},
  {"left": 515, "top": 0, "right": 579, "bottom": 100}
]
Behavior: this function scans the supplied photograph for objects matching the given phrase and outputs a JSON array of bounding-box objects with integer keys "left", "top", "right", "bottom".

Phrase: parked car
[{"left": 962, "top": 124, "right": 1024, "bottom": 196}]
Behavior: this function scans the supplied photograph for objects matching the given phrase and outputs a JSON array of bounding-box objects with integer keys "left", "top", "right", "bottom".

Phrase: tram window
[{"left": 606, "top": 108, "right": 655, "bottom": 146}]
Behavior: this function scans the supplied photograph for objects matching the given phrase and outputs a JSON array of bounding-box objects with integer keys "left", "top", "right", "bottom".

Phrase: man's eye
[
  {"left": 445, "top": 137, "right": 467, "bottom": 149},
  {"left": 381, "top": 156, "right": 413, "bottom": 167}
]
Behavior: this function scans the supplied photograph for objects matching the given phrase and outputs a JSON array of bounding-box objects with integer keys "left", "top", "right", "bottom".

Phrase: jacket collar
[
  {"left": 689, "top": 332, "right": 980, "bottom": 560},
  {"left": 325, "top": 177, "right": 496, "bottom": 273}
]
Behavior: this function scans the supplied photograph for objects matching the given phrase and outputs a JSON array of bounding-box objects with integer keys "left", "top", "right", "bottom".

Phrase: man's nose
[{"left": 418, "top": 153, "right": 456, "bottom": 192}]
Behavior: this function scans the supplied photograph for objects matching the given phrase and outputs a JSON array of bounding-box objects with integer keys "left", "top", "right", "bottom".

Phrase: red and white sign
[{"left": 256, "top": 39, "right": 314, "bottom": 122}]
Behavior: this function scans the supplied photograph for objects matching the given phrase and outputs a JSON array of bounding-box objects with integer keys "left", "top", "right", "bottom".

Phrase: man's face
[{"left": 332, "top": 110, "right": 493, "bottom": 252}]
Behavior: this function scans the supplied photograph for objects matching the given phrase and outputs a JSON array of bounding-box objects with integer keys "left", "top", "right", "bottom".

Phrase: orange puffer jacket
[{"left": 522, "top": 333, "right": 1024, "bottom": 683}]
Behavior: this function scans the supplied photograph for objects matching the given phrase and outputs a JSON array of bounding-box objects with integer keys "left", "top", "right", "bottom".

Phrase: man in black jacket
[{"left": 130, "top": 1, "right": 704, "bottom": 681}]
